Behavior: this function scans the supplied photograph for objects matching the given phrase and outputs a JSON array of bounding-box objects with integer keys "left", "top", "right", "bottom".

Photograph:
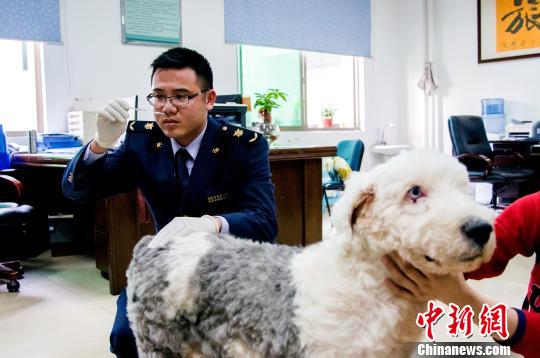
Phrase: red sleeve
[
  {"left": 513, "top": 309, "right": 540, "bottom": 357},
  {"left": 466, "top": 192, "right": 540, "bottom": 280},
  {"left": 497, "top": 309, "right": 540, "bottom": 357}
]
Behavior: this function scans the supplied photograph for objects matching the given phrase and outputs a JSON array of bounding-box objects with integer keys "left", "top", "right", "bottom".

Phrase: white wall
[
  {"left": 44, "top": 0, "right": 160, "bottom": 131},
  {"left": 44, "top": 0, "right": 238, "bottom": 132},
  {"left": 430, "top": 0, "right": 540, "bottom": 154},
  {"left": 365, "top": 0, "right": 424, "bottom": 167},
  {"left": 398, "top": 0, "right": 429, "bottom": 149},
  {"left": 43, "top": 0, "right": 427, "bottom": 169},
  {"left": 181, "top": 0, "right": 238, "bottom": 95},
  {"left": 373, "top": 0, "right": 540, "bottom": 156}
]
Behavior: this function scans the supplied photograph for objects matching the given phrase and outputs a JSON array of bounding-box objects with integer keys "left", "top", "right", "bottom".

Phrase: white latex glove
[
  {"left": 148, "top": 215, "right": 220, "bottom": 249},
  {"left": 93, "top": 98, "right": 130, "bottom": 149}
]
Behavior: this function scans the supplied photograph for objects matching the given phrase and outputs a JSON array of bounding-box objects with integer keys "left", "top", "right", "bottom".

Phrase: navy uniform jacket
[{"left": 62, "top": 117, "right": 277, "bottom": 243}]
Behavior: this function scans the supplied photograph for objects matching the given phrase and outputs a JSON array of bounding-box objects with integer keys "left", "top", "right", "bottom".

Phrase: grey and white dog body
[
  {"left": 129, "top": 235, "right": 303, "bottom": 357},
  {"left": 127, "top": 150, "right": 496, "bottom": 357}
]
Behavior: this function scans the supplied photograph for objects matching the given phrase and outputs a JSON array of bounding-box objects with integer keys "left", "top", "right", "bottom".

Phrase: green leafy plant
[
  {"left": 253, "top": 89, "right": 288, "bottom": 123},
  {"left": 321, "top": 107, "right": 337, "bottom": 119}
]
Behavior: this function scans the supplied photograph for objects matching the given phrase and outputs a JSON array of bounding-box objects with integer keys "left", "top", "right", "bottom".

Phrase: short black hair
[{"left": 150, "top": 47, "right": 213, "bottom": 90}]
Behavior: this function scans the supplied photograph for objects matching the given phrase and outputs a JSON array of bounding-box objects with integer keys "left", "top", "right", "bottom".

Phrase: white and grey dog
[{"left": 127, "top": 150, "right": 496, "bottom": 357}]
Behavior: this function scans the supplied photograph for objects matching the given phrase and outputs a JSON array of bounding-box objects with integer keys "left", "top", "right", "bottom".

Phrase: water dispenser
[{"left": 481, "top": 98, "right": 505, "bottom": 135}]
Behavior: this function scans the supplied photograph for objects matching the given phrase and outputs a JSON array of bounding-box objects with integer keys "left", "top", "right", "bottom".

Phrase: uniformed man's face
[{"left": 151, "top": 68, "right": 216, "bottom": 146}]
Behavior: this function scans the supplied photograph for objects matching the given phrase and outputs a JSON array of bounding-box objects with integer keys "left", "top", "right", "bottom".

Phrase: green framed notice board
[{"left": 121, "top": 0, "right": 181, "bottom": 46}]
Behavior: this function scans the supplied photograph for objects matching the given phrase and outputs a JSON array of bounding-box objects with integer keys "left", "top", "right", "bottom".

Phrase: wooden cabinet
[
  {"left": 93, "top": 192, "right": 155, "bottom": 294},
  {"left": 270, "top": 146, "right": 336, "bottom": 246}
]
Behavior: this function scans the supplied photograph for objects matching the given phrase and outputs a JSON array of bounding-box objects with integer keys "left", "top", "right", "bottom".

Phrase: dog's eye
[{"left": 407, "top": 186, "right": 424, "bottom": 202}]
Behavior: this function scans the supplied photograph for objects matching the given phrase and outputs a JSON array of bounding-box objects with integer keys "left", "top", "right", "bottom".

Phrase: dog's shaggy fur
[{"left": 127, "top": 150, "right": 496, "bottom": 357}]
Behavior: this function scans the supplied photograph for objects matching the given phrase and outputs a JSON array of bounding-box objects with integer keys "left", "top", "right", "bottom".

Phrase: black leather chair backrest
[{"left": 448, "top": 115, "right": 493, "bottom": 157}]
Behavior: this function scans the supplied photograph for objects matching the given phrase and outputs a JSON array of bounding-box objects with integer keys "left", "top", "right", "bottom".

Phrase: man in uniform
[{"left": 62, "top": 47, "right": 277, "bottom": 357}]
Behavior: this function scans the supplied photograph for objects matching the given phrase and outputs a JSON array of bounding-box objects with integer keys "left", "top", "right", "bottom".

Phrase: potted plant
[
  {"left": 253, "top": 89, "right": 288, "bottom": 124},
  {"left": 321, "top": 107, "right": 336, "bottom": 128}
]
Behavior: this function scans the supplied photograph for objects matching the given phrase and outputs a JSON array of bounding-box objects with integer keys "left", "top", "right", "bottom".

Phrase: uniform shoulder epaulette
[
  {"left": 218, "top": 123, "right": 261, "bottom": 144},
  {"left": 126, "top": 120, "right": 162, "bottom": 134}
]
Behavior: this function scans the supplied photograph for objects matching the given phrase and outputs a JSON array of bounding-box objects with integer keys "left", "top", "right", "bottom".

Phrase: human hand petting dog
[
  {"left": 148, "top": 215, "right": 221, "bottom": 249},
  {"left": 382, "top": 252, "right": 472, "bottom": 305},
  {"left": 382, "top": 252, "right": 519, "bottom": 342}
]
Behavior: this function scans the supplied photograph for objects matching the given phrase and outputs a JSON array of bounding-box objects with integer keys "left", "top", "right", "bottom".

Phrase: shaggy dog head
[{"left": 333, "top": 150, "right": 495, "bottom": 274}]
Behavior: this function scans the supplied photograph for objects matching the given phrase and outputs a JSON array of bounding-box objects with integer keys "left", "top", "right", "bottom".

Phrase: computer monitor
[
  {"left": 209, "top": 103, "right": 247, "bottom": 127},
  {"left": 216, "top": 94, "right": 242, "bottom": 104}
]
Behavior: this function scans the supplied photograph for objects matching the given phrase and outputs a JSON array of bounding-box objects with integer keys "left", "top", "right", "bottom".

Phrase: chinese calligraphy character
[
  {"left": 501, "top": 0, "right": 540, "bottom": 34},
  {"left": 447, "top": 303, "right": 474, "bottom": 338},
  {"left": 478, "top": 303, "right": 509, "bottom": 339},
  {"left": 416, "top": 300, "right": 444, "bottom": 341}
]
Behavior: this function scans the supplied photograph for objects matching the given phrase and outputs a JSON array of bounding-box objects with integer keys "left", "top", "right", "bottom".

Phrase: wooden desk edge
[
  {"left": 12, "top": 146, "right": 338, "bottom": 166},
  {"left": 269, "top": 146, "right": 336, "bottom": 161}
]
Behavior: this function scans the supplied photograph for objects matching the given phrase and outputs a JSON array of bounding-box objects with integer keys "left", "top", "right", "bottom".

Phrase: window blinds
[
  {"left": 224, "top": 0, "right": 371, "bottom": 57},
  {"left": 0, "top": 0, "right": 61, "bottom": 43}
]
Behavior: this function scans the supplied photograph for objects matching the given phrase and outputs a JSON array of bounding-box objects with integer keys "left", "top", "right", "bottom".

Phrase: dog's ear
[
  {"left": 350, "top": 188, "right": 374, "bottom": 228},
  {"left": 332, "top": 173, "right": 375, "bottom": 234}
]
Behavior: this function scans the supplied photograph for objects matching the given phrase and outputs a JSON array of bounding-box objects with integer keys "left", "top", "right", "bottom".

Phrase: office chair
[
  {"left": 0, "top": 174, "right": 34, "bottom": 292},
  {"left": 448, "top": 115, "right": 534, "bottom": 208},
  {"left": 323, "top": 139, "right": 364, "bottom": 216}
]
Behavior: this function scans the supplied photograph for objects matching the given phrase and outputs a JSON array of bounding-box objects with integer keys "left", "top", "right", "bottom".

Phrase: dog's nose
[{"left": 461, "top": 218, "right": 492, "bottom": 247}]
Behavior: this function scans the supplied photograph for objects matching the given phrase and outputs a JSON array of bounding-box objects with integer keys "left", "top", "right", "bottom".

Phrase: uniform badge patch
[
  {"left": 208, "top": 193, "right": 229, "bottom": 203},
  {"left": 233, "top": 128, "right": 244, "bottom": 138},
  {"left": 248, "top": 133, "right": 258, "bottom": 143}
]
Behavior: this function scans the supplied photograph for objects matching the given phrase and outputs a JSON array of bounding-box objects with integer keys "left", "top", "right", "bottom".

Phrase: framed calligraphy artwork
[{"left": 478, "top": 0, "right": 540, "bottom": 63}]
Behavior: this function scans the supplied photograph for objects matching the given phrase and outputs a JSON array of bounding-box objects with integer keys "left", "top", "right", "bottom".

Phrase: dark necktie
[{"left": 174, "top": 148, "right": 191, "bottom": 195}]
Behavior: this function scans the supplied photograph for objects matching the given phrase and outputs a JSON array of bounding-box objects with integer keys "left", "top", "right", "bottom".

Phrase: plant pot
[
  {"left": 322, "top": 117, "right": 333, "bottom": 128},
  {"left": 253, "top": 122, "right": 280, "bottom": 144},
  {"left": 258, "top": 110, "right": 272, "bottom": 124}
]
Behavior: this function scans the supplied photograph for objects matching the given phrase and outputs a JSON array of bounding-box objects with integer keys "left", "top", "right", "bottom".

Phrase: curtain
[
  {"left": 0, "top": 0, "right": 61, "bottom": 43},
  {"left": 224, "top": 0, "right": 371, "bottom": 57}
]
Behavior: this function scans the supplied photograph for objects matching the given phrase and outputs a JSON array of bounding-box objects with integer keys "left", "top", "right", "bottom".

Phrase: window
[
  {"left": 0, "top": 40, "right": 43, "bottom": 132},
  {"left": 239, "top": 45, "right": 362, "bottom": 130}
]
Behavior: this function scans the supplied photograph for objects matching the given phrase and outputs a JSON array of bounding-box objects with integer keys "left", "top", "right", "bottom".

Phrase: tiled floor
[
  {"left": 0, "top": 253, "right": 116, "bottom": 357},
  {"left": 0, "top": 205, "right": 533, "bottom": 357}
]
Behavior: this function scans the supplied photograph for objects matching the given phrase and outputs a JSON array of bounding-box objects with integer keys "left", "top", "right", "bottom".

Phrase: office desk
[
  {"left": 490, "top": 138, "right": 540, "bottom": 194},
  {"left": 11, "top": 145, "right": 336, "bottom": 294},
  {"left": 490, "top": 138, "right": 540, "bottom": 149},
  {"left": 10, "top": 153, "right": 93, "bottom": 256}
]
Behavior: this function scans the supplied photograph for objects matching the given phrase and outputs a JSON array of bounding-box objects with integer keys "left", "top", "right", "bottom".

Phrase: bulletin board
[{"left": 121, "top": 0, "right": 181, "bottom": 46}]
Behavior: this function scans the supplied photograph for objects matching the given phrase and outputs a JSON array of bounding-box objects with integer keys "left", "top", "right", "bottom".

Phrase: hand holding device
[{"left": 93, "top": 98, "right": 131, "bottom": 149}]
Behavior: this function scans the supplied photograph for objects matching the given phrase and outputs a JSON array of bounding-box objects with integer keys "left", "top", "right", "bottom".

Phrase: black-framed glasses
[{"left": 146, "top": 90, "right": 209, "bottom": 107}]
